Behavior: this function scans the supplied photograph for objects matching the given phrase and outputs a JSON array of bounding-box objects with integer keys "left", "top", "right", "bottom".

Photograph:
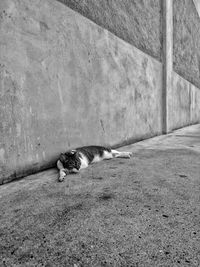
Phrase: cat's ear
[{"left": 70, "top": 150, "right": 80, "bottom": 159}]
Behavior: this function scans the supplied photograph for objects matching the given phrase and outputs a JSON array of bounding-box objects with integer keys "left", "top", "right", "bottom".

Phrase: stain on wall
[
  {"left": 173, "top": 0, "right": 200, "bottom": 89},
  {"left": 57, "top": 0, "right": 162, "bottom": 61},
  {"left": 0, "top": 0, "right": 163, "bottom": 183}
]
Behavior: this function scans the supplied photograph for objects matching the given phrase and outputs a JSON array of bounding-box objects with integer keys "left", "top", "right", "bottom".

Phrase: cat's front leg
[{"left": 57, "top": 160, "right": 69, "bottom": 182}]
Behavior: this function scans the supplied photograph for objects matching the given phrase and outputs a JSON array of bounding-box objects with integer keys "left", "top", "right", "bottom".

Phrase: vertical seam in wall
[
  {"left": 162, "top": 0, "right": 173, "bottom": 134},
  {"left": 189, "top": 83, "right": 192, "bottom": 122}
]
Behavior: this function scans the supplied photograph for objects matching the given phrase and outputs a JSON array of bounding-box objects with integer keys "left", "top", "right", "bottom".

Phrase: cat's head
[{"left": 59, "top": 150, "right": 79, "bottom": 170}]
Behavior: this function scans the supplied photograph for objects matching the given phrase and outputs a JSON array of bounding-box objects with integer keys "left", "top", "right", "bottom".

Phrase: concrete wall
[
  {"left": 1, "top": 0, "right": 200, "bottom": 184},
  {"left": 0, "top": 0, "right": 163, "bottom": 184},
  {"left": 169, "top": 72, "right": 200, "bottom": 130},
  {"left": 173, "top": 0, "right": 200, "bottom": 89},
  {"left": 193, "top": 0, "right": 200, "bottom": 17},
  {"left": 58, "top": 0, "right": 162, "bottom": 61}
]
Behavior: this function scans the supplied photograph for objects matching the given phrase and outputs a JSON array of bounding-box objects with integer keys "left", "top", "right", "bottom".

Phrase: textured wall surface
[
  {"left": 0, "top": 0, "right": 162, "bottom": 183},
  {"left": 193, "top": 0, "right": 200, "bottom": 17},
  {"left": 173, "top": 0, "right": 200, "bottom": 89},
  {"left": 58, "top": 0, "right": 162, "bottom": 61},
  {"left": 169, "top": 72, "right": 200, "bottom": 130}
]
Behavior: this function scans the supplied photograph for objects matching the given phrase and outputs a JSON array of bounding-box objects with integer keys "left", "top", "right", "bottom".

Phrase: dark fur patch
[
  {"left": 59, "top": 152, "right": 81, "bottom": 171},
  {"left": 76, "top": 146, "right": 111, "bottom": 163}
]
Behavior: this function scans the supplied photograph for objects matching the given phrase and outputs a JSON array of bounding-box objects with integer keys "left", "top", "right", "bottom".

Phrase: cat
[{"left": 57, "top": 145, "right": 132, "bottom": 182}]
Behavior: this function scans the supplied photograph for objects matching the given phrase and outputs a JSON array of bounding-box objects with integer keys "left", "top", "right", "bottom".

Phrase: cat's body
[{"left": 57, "top": 145, "right": 132, "bottom": 182}]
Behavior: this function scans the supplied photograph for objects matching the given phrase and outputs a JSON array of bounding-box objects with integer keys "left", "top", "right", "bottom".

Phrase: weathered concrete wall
[
  {"left": 169, "top": 72, "right": 200, "bottom": 130},
  {"left": 173, "top": 0, "right": 200, "bottom": 89},
  {"left": 0, "top": 0, "right": 163, "bottom": 184},
  {"left": 58, "top": 0, "right": 162, "bottom": 61},
  {"left": 193, "top": 0, "right": 200, "bottom": 17}
]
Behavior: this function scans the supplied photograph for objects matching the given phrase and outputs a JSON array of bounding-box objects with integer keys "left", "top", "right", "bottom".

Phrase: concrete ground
[{"left": 0, "top": 125, "right": 200, "bottom": 267}]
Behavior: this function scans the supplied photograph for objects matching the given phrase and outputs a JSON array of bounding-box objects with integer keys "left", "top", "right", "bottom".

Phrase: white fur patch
[
  {"left": 103, "top": 151, "right": 113, "bottom": 160},
  {"left": 92, "top": 155, "right": 102, "bottom": 163},
  {"left": 79, "top": 152, "right": 89, "bottom": 169}
]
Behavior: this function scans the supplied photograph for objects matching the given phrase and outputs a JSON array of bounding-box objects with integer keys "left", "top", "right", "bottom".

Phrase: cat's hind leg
[
  {"left": 57, "top": 160, "right": 69, "bottom": 182},
  {"left": 102, "top": 150, "right": 114, "bottom": 160},
  {"left": 111, "top": 149, "right": 132, "bottom": 158}
]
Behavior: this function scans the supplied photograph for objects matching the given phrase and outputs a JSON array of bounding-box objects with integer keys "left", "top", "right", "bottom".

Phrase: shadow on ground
[{"left": 0, "top": 125, "right": 200, "bottom": 266}]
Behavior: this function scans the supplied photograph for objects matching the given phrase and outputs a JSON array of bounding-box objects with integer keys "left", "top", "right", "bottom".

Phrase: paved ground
[{"left": 0, "top": 125, "right": 200, "bottom": 267}]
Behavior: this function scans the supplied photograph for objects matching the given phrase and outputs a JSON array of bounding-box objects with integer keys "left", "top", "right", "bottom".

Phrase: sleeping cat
[{"left": 57, "top": 145, "right": 132, "bottom": 182}]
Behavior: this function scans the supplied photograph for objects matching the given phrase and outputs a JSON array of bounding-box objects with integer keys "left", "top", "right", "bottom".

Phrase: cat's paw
[
  {"left": 58, "top": 175, "right": 66, "bottom": 182},
  {"left": 58, "top": 170, "right": 67, "bottom": 182}
]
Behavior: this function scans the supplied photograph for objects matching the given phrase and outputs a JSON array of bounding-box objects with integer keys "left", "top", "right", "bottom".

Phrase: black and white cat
[{"left": 57, "top": 146, "right": 132, "bottom": 182}]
